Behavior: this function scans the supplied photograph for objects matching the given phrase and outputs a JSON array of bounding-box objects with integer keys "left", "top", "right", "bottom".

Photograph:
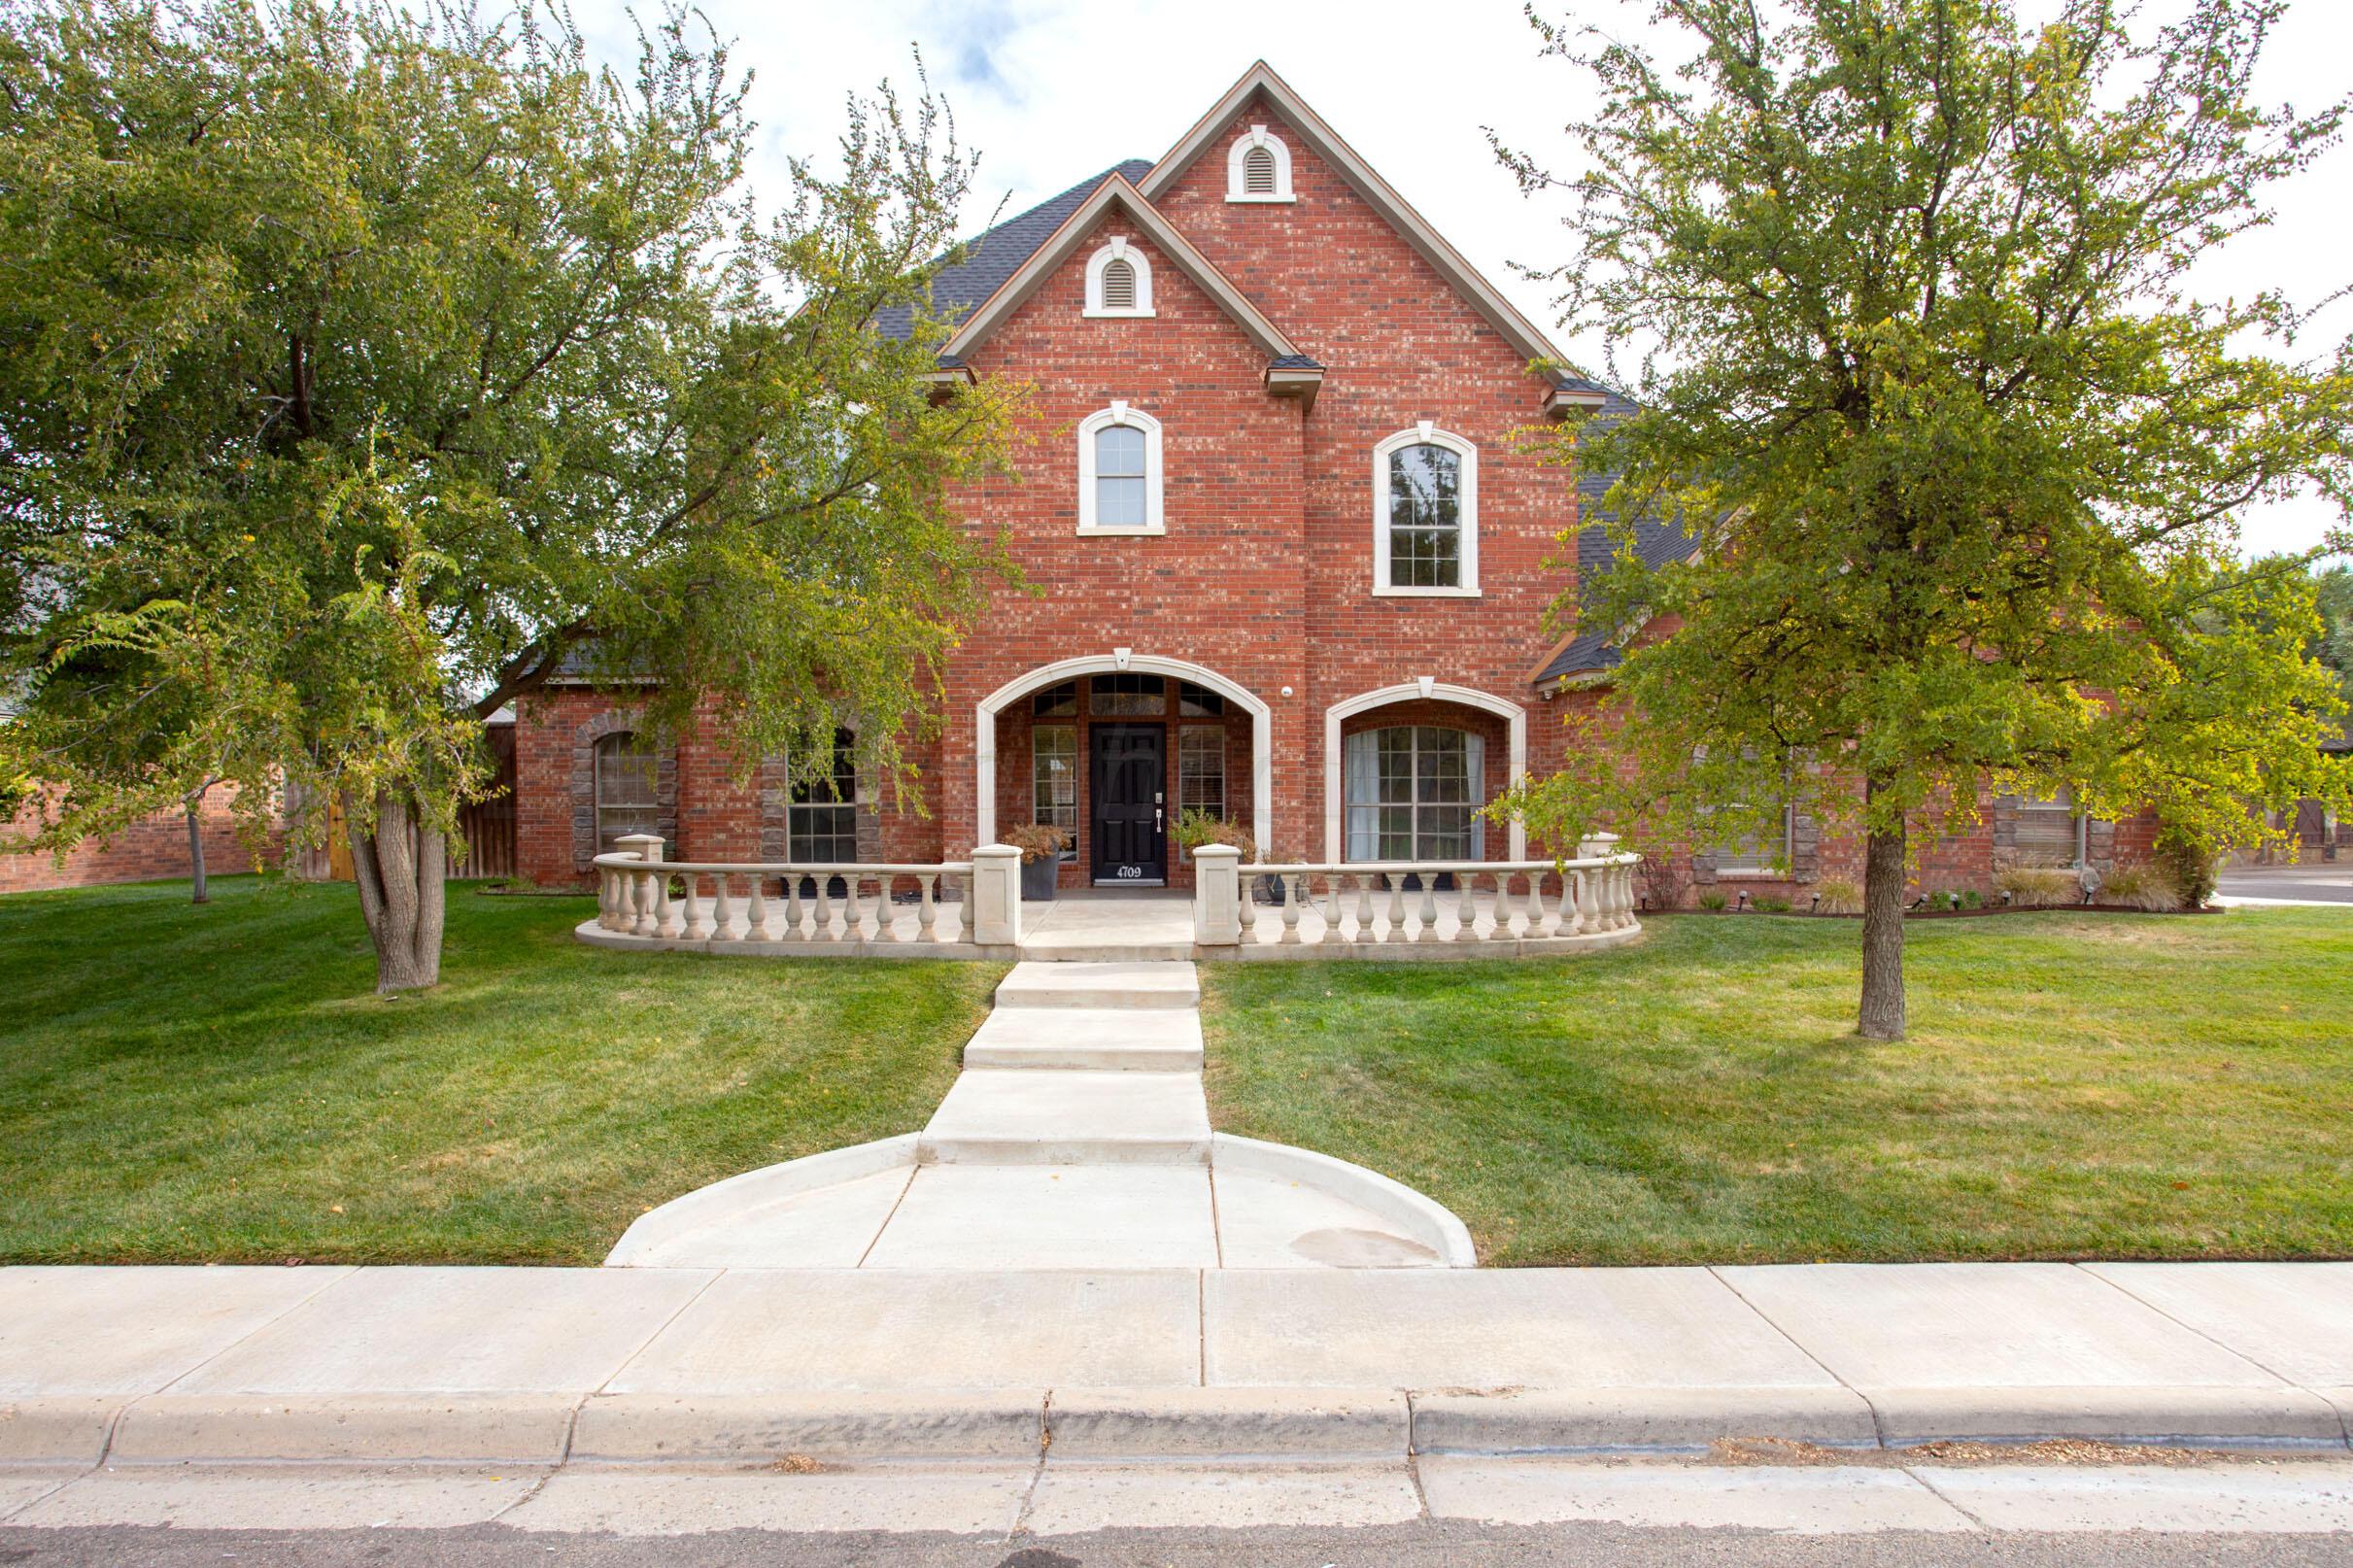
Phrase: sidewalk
[{"left": 3, "top": 1261, "right": 2348, "bottom": 1466}]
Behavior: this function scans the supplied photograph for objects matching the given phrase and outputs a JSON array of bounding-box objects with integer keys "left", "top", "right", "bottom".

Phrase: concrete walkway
[
  {"left": 604, "top": 960, "right": 1469, "bottom": 1270},
  {"left": 3, "top": 1261, "right": 2349, "bottom": 1468}
]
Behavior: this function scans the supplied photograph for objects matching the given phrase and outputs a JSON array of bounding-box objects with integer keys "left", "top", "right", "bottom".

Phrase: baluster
[
  {"left": 630, "top": 870, "right": 654, "bottom": 936},
  {"left": 1617, "top": 861, "right": 1635, "bottom": 928},
  {"left": 596, "top": 869, "right": 614, "bottom": 930},
  {"left": 746, "top": 874, "right": 771, "bottom": 940},
  {"left": 1413, "top": 870, "right": 1438, "bottom": 941},
  {"left": 918, "top": 873, "right": 938, "bottom": 942},
  {"left": 654, "top": 873, "right": 680, "bottom": 938},
  {"left": 1277, "top": 872, "right": 1300, "bottom": 943},
  {"left": 1318, "top": 874, "right": 1342, "bottom": 947},
  {"left": 780, "top": 872, "right": 803, "bottom": 939},
  {"left": 1452, "top": 869, "right": 1477, "bottom": 940},
  {"left": 710, "top": 873, "right": 734, "bottom": 940},
  {"left": 882, "top": 873, "right": 909, "bottom": 941},
  {"left": 1381, "top": 872, "right": 1405, "bottom": 943},
  {"left": 958, "top": 870, "right": 975, "bottom": 942},
  {"left": 1352, "top": 874, "right": 1375, "bottom": 943},
  {"left": 816, "top": 872, "right": 836, "bottom": 940},
  {"left": 1526, "top": 869, "right": 1550, "bottom": 937},
  {"left": 849, "top": 874, "right": 870, "bottom": 940}
]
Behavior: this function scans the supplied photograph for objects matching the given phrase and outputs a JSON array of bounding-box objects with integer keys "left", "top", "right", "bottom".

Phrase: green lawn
[
  {"left": 1201, "top": 909, "right": 2353, "bottom": 1266},
  {"left": 0, "top": 876, "right": 1001, "bottom": 1264}
]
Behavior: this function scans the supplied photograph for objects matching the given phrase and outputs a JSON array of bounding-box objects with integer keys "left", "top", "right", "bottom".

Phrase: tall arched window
[
  {"left": 1372, "top": 423, "right": 1480, "bottom": 595},
  {"left": 1226, "top": 123, "right": 1294, "bottom": 202},
  {"left": 1076, "top": 401, "right": 1165, "bottom": 533},
  {"left": 1083, "top": 237, "right": 1154, "bottom": 317},
  {"left": 1344, "top": 726, "right": 1483, "bottom": 861},
  {"left": 789, "top": 727, "right": 859, "bottom": 863},
  {"left": 594, "top": 732, "right": 661, "bottom": 854}
]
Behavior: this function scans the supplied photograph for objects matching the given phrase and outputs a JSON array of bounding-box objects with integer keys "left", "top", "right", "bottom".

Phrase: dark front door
[{"left": 1091, "top": 725, "right": 1166, "bottom": 885}]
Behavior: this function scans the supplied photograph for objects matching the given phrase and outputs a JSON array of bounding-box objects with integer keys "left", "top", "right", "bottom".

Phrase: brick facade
[
  {"left": 1, "top": 783, "right": 274, "bottom": 894},
  {"left": 510, "top": 73, "right": 2165, "bottom": 904}
]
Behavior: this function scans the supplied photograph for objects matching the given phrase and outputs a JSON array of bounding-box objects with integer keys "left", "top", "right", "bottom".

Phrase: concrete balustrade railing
[
  {"left": 590, "top": 835, "right": 1024, "bottom": 948},
  {"left": 1189, "top": 836, "right": 1640, "bottom": 949}
]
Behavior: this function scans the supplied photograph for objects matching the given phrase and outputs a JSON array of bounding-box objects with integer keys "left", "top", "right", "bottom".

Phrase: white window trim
[
  {"left": 1372, "top": 421, "right": 1480, "bottom": 597},
  {"left": 1076, "top": 400, "right": 1165, "bottom": 535},
  {"left": 1225, "top": 123, "right": 1296, "bottom": 202},
  {"left": 1082, "top": 236, "right": 1154, "bottom": 318},
  {"left": 1321, "top": 681, "right": 1527, "bottom": 860}
]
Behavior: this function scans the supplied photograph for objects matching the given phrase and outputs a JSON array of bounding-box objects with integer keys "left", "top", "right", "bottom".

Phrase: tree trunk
[
  {"left": 1858, "top": 778, "right": 1907, "bottom": 1041},
  {"left": 343, "top": 788, "right": 447, "bottom": 995},
  {"left": 184, "top": 785, "right": 210, "bottom": 905}
]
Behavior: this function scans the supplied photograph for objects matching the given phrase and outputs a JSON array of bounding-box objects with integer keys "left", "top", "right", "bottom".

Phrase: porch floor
[{"left": 1020, "top": 890, "right": 1194, "bottom": 960}]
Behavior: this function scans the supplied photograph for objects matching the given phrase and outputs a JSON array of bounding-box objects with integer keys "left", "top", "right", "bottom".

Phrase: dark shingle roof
[
  {"left": 1536, "top": 390, "right": 1693, "bottom": 685},
  {"left": 876, "top": 160, "right": 1156, "bottom": 344}
]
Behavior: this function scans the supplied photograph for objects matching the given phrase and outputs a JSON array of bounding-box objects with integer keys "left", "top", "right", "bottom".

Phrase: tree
[
  {"left": 2316, "top": 562, "right": 2353, "bottom": 699},
  {"left": 1495, "top": 0, "right": 2353, "bottom": 1039},
  {"left": 0, "top": 0, "right": 1017, "bottom": 990}
]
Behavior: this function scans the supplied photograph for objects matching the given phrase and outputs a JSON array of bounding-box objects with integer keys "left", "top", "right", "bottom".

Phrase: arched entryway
[
  {"left": 975, "top": 654, "right": 1272, "bottom": 878},
  {"left": 1322, "top": 681, "right": 1528, "bottom": 862}
]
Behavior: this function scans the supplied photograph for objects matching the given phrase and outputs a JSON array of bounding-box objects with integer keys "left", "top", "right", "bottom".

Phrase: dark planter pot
[{"left": 1020, "top": 856, "right": 1059, "bottom": 901}]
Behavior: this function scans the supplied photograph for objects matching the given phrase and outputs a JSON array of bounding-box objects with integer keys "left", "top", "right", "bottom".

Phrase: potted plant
[
  {"left": 1174, "top": 807, "right": 1268, "bottom": 898},
  {"left": 1006, "top": 824, "right": 1070, "bottom": 901}
]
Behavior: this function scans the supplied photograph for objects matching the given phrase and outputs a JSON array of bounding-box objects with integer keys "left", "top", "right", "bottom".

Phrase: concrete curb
[
  {"left": 33, "top": 1383, "right": 2351, "bottom": 1466},
  {"left": 572, "top": 917, "right": 1651, "bottom": 964},
  {"left": 603, "top": 1137, "right": 918, "bottom": 1266},
  {"left": 570, "top": 1391, "right": 1045, "bottom": 1461},
  {"left": 0, "top": 1398, "right": 121, "bottom": 1464},
  {"left": 572, "top": 920, "right": 1019, "bottom": 961},
  {"left": 1046, "top": 1386, "right": 1409, "bottom": 1457},
  {"left": 1211, "top": 1133, "right": 1479, "bottom": 1268},
  {"left": 1859, "top": 1385, "right": 2353, "bottom": 1448},
  {"left": 1410, "top": 1386, "right": 1880, "bottom": 1454},
  {"left": 108, "top": 1393, "right": 582, "bottom": 1464}
]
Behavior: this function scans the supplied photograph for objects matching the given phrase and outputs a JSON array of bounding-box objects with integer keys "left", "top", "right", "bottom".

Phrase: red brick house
[{"left": 517, "top": 63, "right": 2155, "bottom": 905}]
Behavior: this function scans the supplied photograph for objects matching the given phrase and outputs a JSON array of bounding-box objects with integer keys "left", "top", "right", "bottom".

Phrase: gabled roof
[
  {"left": 1531, "top": 390, "right": 1697, "bottom": 686},
  {"left": 877, "top": 160, "right": 1154, "bottom": 343},
  {"left": 937, "top": 176, "right": 1312, "bottom": 374},
  {"left": 1140, "top": 61, "right": 1592, "bottom": 392}
]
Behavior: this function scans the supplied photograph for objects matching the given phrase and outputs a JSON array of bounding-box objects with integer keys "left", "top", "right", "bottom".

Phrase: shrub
[
  {"left": 1997, "top": 864, "right": 2079, "bottom": 907},
  {"left": 2101, "top": 863, "right": 2182, "bottom": 911},
  {"left": 1960, "top": 888, "right": 1984, "bottom": 909},
  {"left": 1754, "top": 895, "right": 1791, "bottom": 913},
  {"left": 1004, "top": 824, "right": 1070, "bottom": 865},
  {"left": 1173, "top": 806, "right": 1260, "bottom": 862},
  {"left": 1696, "top": 890, "right": 1729, "bottom": 911},
  {"left": 2155, "top": 829, "right": 2219, "bottom": 909},
  {"left": 1813, "top": 877, "right": 1861, "bottom": 914}
]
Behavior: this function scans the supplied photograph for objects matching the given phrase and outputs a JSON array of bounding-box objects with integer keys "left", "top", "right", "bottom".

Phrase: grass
[
  {"left": 0, "top": 875, "right": 1001, "bottom": 1264},
  {"left": 1200, "top": 909, "right": 2353, "bottom": 1267}
]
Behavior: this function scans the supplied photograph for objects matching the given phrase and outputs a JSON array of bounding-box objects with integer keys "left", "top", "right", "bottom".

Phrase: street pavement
[{"left": 2217, "top": 861, "right": 2353, "bottom": 903}]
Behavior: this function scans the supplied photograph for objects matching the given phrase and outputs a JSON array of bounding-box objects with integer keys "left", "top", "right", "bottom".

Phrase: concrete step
[
  {"left": 918, "top": 1069, "right": 1211, "bottom": 1165},
  {"left": 964, "top": 1006, "right": 1205, "bottom": 1072},
  {"left": 993, "top": 961, "right": 1200, "bottom": 1010}
]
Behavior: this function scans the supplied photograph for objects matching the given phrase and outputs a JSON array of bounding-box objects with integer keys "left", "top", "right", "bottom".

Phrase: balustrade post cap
[
  {"left": 970, "top": 843, "right": 1023, "bottom": 861},
  {"left": 1190, "top": 843, "right": 1243, "bottom": 861},
  {"left": 614, "top": 833, "right": 665, "bottom": 862}
]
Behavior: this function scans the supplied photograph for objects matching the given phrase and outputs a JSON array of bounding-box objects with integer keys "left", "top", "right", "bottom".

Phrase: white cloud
[{"left": 587, "top": 0, "right": 2350, "bottom": 559}]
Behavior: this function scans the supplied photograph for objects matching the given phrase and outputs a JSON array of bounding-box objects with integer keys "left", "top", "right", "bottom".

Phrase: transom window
[
  {"left": 1178, "top": 727, "right": 1226, "bottom": 820},
  {"left": 788, "top": 727, "right": 858, "bottom": 864},
  {"left": 1344, "top": 726, "right": 1484, "bottom": 861},
  {"left": 593, "top": 732, "right": 661, "bottom": 854},
  {"left": 1372, "top": 423, "right": 1480, "bottom": 595},
  {"left": 1076, "top": 402, "right": 1165, "bottom": 533},
  {"left": 1177, "top": 681, "right": 1224, "bottom": 718},
  {"left": 1090, "top": 673, "right": 1165, "bottom": 716},
  {"left": 1032, "top": 681, "right": 1078, "bottom": 718}
]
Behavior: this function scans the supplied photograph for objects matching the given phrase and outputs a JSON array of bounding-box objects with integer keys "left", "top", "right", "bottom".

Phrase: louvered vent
[
  {"left": 1244, "top": 145, "right": 1277, "bottom": 194},
  {"left": 1101, "top": 257, "right": 1137, "bottom": 310}
]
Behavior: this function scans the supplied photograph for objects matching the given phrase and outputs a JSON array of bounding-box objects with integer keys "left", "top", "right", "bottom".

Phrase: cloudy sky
[{"left": 574, "top": 0, "right": 2350, "bottom": 560}]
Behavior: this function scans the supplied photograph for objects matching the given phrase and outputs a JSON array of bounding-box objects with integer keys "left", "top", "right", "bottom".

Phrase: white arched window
[
  {"left": 1372, "top": 422, "right": 1479, "bottom": 596},
  {"left": 1083, "top": 237, "right": 1154, "bottom": 318},
  {"left": 1226, "top": 123, "right": 1294, "bottom": 202},
  {"left": 1076, "top": 401, "right": 1165, "bottom": 534}
]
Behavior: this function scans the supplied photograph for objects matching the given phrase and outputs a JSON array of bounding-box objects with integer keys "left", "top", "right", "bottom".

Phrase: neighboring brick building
[
  {"left": 518, "top": 63, "right": 2159, "bottom": 904},
  {"left": 0, "top": 783, "right": 269, "bottom": 895}
]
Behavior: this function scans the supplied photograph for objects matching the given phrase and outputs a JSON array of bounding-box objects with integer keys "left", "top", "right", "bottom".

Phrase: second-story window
[
  {"left": 1076, "top": 401, "right": 1165, "bottom": 534},
  {"left": 1372, "top": 422, "right": 1480, "bottom": 595}
]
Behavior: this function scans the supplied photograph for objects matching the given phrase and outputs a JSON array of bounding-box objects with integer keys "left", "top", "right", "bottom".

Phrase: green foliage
[
  {"left": 1174, "top": 804, "right": 1260, "bottom": 860},
  {"left": 1997, "top": 865, "right": 2079, "bottom": 907},
  {"left": 1493, "top": 0, "right": 2353, "bottom": 1028},
  {"left": 0, "top": 1, "right": 1016, "bottom": 875},
  {"left": 1696, "top": 889, "right": 1729, "bottom": 911},
  {"left": 1814, "top": 877, "right": 1862, "bottom": 914},
  {"left": 1753, "top": 894, "right": 1791, "bottom": 913},
  {"left": 2100, "top": 863, "right": 2180, "bottom": 912},
  {"left": 1959, "top": 889, "right": 1983, "bottom": 910},
  {"left": 2315, "top": 562, "right": 2353, "bottom": 702}
]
